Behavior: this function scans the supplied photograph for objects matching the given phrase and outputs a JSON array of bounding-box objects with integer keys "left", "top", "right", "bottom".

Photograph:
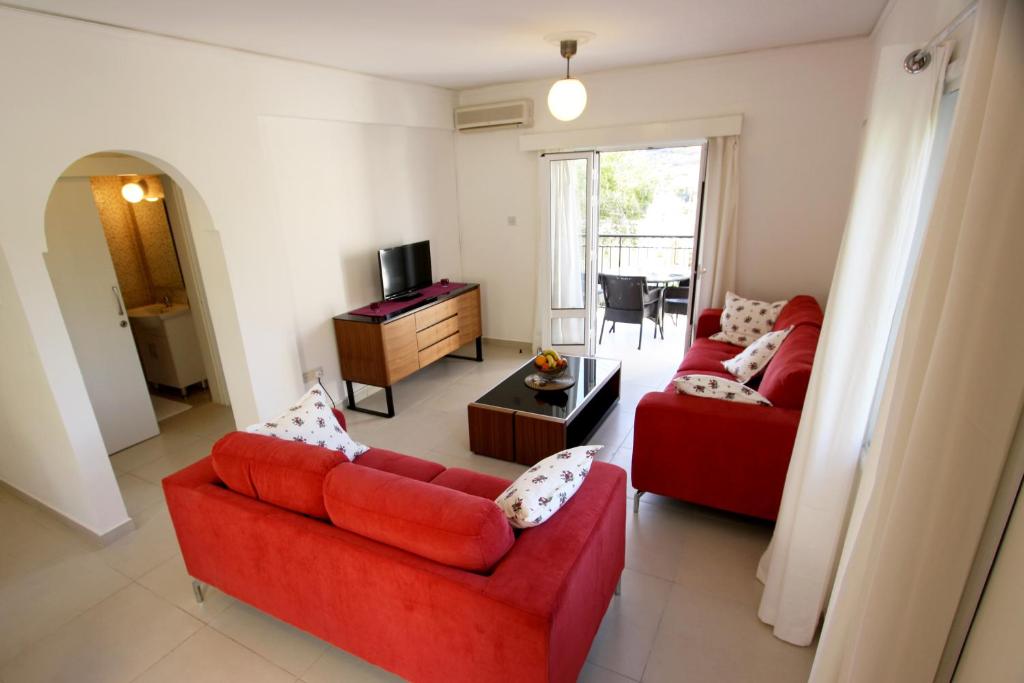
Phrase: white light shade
[
  {"left": 547, "top": 78, "right": 587, "bottom": 121},
  {"left": 121, "top": 182, "right": 145, "bottom": 203}
]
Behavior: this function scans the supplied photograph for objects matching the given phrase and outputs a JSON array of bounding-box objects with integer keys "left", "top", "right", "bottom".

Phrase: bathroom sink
[{"left": 128, "top": 303, "right": 190, "bottom": 321}]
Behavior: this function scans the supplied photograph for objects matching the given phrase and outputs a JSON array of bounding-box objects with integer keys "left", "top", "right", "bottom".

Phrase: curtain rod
[{"left": 904, "top": 1, "right": 978, "bottom": 74}]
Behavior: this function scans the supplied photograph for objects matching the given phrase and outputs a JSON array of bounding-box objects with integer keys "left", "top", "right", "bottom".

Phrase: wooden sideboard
[{"left": 333, "top": 284, "right": 482, "bottom": 417}]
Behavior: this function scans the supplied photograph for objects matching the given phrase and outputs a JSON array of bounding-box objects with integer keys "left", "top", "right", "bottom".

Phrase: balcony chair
[
  {"left": 662, "top": 283, "right": 690, "bottom": 325},
  {"left": 598, "top": 274, "right": 663, "bottom": 350}
]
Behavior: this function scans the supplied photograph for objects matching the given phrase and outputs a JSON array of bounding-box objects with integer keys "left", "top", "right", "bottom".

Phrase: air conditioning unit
[{"left": 454, "top": 100, "right": 533, "bottom": 132}]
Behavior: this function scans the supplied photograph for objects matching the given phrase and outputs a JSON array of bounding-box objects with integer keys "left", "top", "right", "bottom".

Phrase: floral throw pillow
[
  {"left": 494, "top": 445, "right": 602, "bottom": 529},
  {"left": 710, "top": 291, "right": 788, "bottom": 347},
  {"left": 246, "top": 387, "right": 369, "bottom": 461},
  {"left": 722, "top": 326, "right": 793, "bottom": 384},
  {"left": 673, "top": 374, "right": 773, "bottom": 406}
]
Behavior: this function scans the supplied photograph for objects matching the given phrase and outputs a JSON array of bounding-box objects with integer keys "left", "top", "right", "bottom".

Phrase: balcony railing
[{"left": 598, "top": 234, "right": 694, "bottom": 275}]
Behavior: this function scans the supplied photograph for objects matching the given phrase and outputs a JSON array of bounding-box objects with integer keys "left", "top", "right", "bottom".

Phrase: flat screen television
[{"left": 378, "top": 240, "right": 432, "bottom": 301}]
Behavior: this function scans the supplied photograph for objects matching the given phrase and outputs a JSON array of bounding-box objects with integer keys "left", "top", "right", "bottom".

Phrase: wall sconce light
[
  {"left": 121, "top": 180, "right": 147, "bottom": 203},
  {"left": 120, "top": 176, "right": 165, "bottom": 203}
]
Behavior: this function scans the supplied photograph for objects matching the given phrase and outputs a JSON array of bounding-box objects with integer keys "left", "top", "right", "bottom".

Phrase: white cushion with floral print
[
  {"left": 494, "top": 445, "right": 602, "bottom": 529},
  {"left": 246, "top": 386, "right": 369, "bottom": 461},
  {"left": 722, "top": 326, "right": 794, "bottom": 384},
  {"left": 710, "top": 291, "right": 788, "bottom": 347},
  {"left": 673, "top": 374, "right": 773, "bottom": 406}
]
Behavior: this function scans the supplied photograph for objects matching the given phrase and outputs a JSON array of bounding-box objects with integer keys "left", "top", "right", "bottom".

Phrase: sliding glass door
[{"left": 538, "top": 152, "right": 599, "bottom": 355}]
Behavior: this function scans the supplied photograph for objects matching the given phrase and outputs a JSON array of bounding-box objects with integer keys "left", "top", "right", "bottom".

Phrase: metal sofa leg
[
  {"left": 633, "top": 490, "right": 645, "bottom": 514},
  {"left": 615, "top": 575, "right": 622, "bottom": 596},
  {"left": 192, "top": 579, "right": 206, "bottom": 604}
]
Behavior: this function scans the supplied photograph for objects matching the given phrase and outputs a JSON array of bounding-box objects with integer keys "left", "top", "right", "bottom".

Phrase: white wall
[
  {"left": 454, "top": 38, "right": 872, "bottom": 342},
  {"left": 259, "top": 118, "right": 462, "bottom": 399},
  {"left": 0, "top": 7, "right": 457, "bottom": 534}
]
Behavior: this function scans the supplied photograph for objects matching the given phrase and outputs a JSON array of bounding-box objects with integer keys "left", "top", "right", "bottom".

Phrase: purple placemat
[{"left": 347, "top": 282, "right": 468, "bottom": 317}]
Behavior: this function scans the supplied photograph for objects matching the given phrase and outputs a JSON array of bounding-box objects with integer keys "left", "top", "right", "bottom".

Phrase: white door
[
  {"left": 538, "top": 152, "right": 599, "bottom": 355},
  {"left": 44, "top": 177, "right": 160, "bottom": 454}
]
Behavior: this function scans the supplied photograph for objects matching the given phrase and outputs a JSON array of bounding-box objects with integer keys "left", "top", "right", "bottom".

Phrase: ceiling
[{"left": 8, "top": 0, "right": 888, "bottom": 89}]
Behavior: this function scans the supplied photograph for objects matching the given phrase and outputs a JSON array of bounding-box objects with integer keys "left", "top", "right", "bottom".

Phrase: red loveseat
[
  {"left": 631, "top": 295, "right": 823, "bottom": 520},
  {"left": 163, "top": 409, "right": 625, "bottom": 683}
]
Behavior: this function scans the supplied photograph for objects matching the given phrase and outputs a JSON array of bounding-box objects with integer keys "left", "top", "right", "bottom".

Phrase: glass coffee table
[{"left": 468, "top": 355, "right": 622, "bottom": 466}]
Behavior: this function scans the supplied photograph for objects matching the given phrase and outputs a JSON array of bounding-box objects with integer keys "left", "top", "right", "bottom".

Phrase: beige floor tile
[
  {"left": 624, "top": 499, "right": 690, "bottom": 582},
  {"left": 98, "top": 502, "right": 179, "bottom": 578},
  {"left": 136, "top": 554, "right": 235, "bottom": 623},
  {"left": 580, "top": 661, "right": 639, "bottom": 683},
  {"left": 301, "top": 645, "right": 403, "bottom": 683},
  {"left": 673, "top": 514, "right": 772, "bottom": 607},
  {"left": 0, "top": 552, "right": 130, "bottom": 664},
  {"left": 0, "top": 500, "right": 95, "bottom": 583},
  {"left": 134, "top": 626, "right": 294, "bottom": 683},
  {"left": 586, "top": 568, "right": 674, "bottom": 681},
  {"left": 589, "top": 404, "right": 637, "bottom": 454},
  {"left": 209, "top": 602, "right": 328, "bottom": 676},
  {"left": 115, "top": 473, "right": 164, "bottom": 518},
  {"left": 158, "top": 402, "right": 236, "bottom": 440},
  {"left": 108, "top": 428, "right": 207, "bottom": 475},
  {"left": 129, "top": 437, "right": 216, "bottom": 485},
  {"left": 0, "top": 584, "right": 201, "bottom": 683},
  {"left": 642, "top": 585, "right": 814, "bottom": 683}
]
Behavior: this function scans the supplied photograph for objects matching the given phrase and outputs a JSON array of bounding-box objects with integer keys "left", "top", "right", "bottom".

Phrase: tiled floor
[{"left": 0, "top": 341, "right": 814, "bottom": 682}]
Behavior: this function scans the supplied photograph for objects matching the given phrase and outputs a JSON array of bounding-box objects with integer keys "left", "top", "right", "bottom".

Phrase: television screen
[{"left": 379, "top": 240, "right": 432, "bottom": 300}]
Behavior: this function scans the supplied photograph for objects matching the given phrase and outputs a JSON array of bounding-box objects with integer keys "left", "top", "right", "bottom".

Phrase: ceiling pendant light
[{"left": 547, "top": 39, "right": 587, "bottom": 122}]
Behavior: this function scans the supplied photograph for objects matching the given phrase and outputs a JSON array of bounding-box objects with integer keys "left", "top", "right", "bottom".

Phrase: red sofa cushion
[
  {"left": 758, "top": 296, "right": 823, "bottom": 409},
  {"left": 356, "top": 447, "right": 446, "bottom": 482},
  {"left": 674, "top": 337, "right": 740, "bottom": 382},
  {"left": 759, "top": 324, "right": 820, "bottom": 409},
  {"left": 323, "top": 464, "right": 515, "bottom": 572},
  {"left": 211, "top": 432, "right": 346, "bottom": 518},
  {"left": 773, "top": 294, "right": 824, "bottom": 331},
  {"left": 430, "top": 467, "right": 511, "bottom": 500}
]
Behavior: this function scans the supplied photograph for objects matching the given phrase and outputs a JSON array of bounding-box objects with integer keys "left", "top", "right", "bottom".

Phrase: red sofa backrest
[
  {"left": 323, "top": 464, "right": 515, "bottom": 572},
  {"left": 211, "top": 432, "right": 347, "bottom": 518},
  {"left": 772, "top": 295, "right": 823, "bottom": 331},
  {"left": 759, "top": 296, "right": 824, "bottom": 409}
]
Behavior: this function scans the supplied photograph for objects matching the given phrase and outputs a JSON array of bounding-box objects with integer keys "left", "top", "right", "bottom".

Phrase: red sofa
[
  {"left": 163, "top": 409, "right": 625, "bottom": 683},
  {"left": 631, "top": 295, "right": 823, "bottom": 520}
]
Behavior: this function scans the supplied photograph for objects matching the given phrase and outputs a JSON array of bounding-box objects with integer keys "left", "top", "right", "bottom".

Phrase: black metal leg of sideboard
[
  {"left": 448, "top": 336, "right": 484, "bottom": 363},
  {"left": 345, "top": 381, "right": 395, "bottom": 418}
]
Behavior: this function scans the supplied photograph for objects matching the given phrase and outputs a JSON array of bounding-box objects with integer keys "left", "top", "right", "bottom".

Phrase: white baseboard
[{"left": 0, "top": 478, "right": 136, "bottom": 546}]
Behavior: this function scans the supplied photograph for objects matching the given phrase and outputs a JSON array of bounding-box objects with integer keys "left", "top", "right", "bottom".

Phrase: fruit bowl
[
  {"left": 536, "top": 363, "right": 569, "bottom": 379},
  {"left": 533, "top": 350, "right": 569, "bottom": 378}
]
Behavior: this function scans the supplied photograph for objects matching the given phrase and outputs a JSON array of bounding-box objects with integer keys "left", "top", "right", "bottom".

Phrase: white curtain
[
  {"left": 811, "top": 1, "right": 1023, "bottom": 678},
  {"left": 534, "top": 158, "right": 586, "bottom": 350},
  {"left": 756, "top": 43, "right": 951, "bottom": 646},
  {"left": 693, "top": 135, "right": 739, "bottom": 317}
]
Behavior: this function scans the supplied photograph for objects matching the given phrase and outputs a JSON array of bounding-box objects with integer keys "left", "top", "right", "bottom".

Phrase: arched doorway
[{"left": 43, "top": 152, "right": 236, "bottom": 501}]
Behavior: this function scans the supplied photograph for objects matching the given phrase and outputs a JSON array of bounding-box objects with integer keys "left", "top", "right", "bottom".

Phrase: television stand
[
  {"left": 333, "top": 284, "right": 482, "bottom": 417},
  {"left": 387, "top": 292, "right": 422, "bottom": 303}
]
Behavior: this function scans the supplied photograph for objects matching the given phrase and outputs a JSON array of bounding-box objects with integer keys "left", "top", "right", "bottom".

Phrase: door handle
[{"left": 112, "top": 286, "right": 125, "bottom": 316}]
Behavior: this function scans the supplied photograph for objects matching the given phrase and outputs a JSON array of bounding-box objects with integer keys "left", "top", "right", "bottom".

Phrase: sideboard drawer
[
  {"left": 416, "top": 315, "right": 460, "bottom": 351},
  {"left": 414, "top": 298, "right": 458, "bottom": 331},
  {"left": 418, "top": 332, "right": 461, "bottom": 367}
]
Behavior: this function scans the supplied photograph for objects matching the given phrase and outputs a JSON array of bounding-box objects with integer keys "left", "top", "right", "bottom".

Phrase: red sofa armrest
[
  {"left": 631, "top": 391, "right": 801, "bottom": 519},
  {"left": 332, "top": 407, "right": 347, "bottom": 431},
  {"left": 695, "top": 308, "right": 723, "bottom": 339}
]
